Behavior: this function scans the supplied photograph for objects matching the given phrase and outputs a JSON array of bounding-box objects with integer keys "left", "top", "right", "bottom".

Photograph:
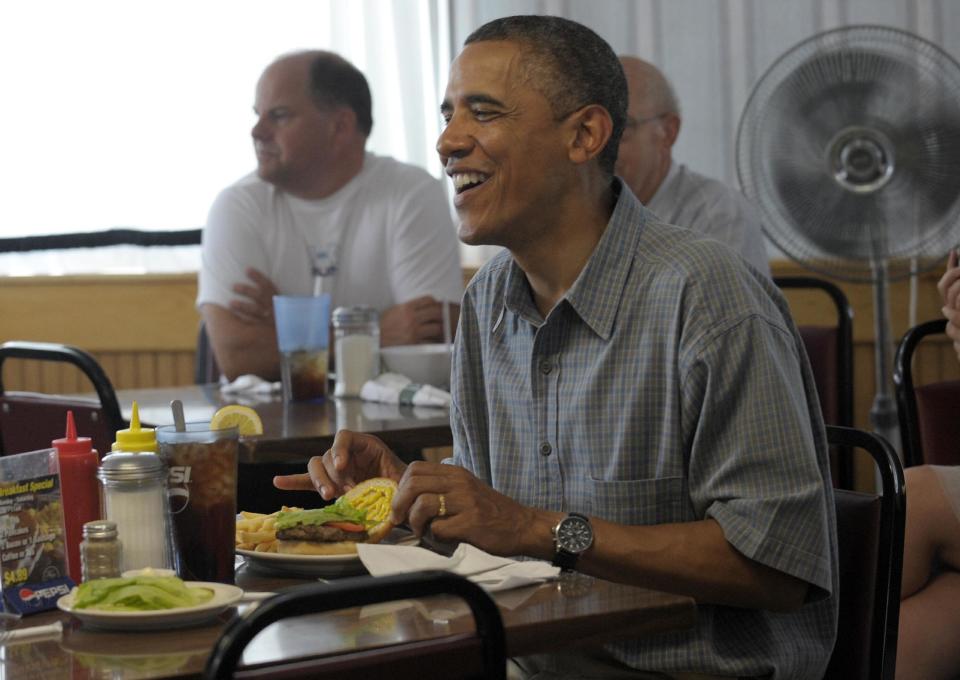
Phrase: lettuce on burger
[{"left": 275, "top": 477, "right": 397, "bottom": 555}]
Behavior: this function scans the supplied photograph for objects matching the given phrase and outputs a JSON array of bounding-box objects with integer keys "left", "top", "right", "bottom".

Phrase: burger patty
[{"left": 277, "top": 524, "right": 368, "bottom": 543}]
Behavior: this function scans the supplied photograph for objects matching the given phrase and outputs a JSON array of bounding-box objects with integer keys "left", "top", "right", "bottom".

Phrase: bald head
[
  {"left": 614, "top": 56, "right": 682, "bottom": 204},
  {"left": 619, "top": 57, "right": 680, "bottom": 119}
]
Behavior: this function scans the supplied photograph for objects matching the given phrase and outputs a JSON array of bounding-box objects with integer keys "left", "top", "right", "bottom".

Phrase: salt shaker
[
  {"left": 80, "top": 520, "right": 123, "bottom": 581},
  {"left": 333, "top": 306, "right": 380, "bottom": 397},
  {"left": 97, "top": 452, "right": 174, "bottom": 573}
]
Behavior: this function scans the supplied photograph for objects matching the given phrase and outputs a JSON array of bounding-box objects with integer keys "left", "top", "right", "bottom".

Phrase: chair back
[
  {"left": 776, "top": 277, "right": 855, "bottom": 486},
  {"left": 823, "top": 425, "right": 905, "bottom": 680},
  {"left": 195, "top": 324, "right": 221, "bottom": 384},
  {"left": 0, "top": 341, "right": 125, "bottom": 456},
  {"left": 204, "top": 570, "right": 506, "bottom": 680},
  {"left": 893, "top": 318, "right": 960, "bottom": 467}
]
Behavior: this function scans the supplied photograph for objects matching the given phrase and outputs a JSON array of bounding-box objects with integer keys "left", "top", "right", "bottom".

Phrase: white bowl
[{"left": 380, "top": 343, "right": 452, "bottom": 388}]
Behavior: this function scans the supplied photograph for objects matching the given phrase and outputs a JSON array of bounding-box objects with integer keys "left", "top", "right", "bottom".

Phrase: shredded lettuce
[
  {"left": 275, "top": 497, "right": 367, "bottom": 530},
  {"left": 73, "top": 576, "right": 214, "bottom": 611}
]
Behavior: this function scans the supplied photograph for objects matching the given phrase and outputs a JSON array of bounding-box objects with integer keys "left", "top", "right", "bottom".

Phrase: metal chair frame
[
  {"left": 824, "top": 425, "right": 905, "bottom": 680},
  {"left": 892, "top": 318, "right": 950, "bottom": 468},
  {"left": 776, "top": 276, "right": 855, "bottom": 486},
  {"left": 0, "top": 341, "right": 125, "bottom": 455},
  {"left": 204, "top": 570, "right": 506, "bottom": 680}
]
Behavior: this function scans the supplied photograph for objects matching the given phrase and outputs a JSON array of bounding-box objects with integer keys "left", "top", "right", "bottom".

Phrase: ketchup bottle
[{"left": 53, "top": 411, "right": 102, "bottom": 584}]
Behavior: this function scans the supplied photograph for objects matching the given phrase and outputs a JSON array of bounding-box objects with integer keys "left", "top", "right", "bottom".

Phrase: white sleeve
[
  {"left": 387, "top": 177, "right": 463, "bottom": 303},
  {"left": 196, "top": 185, "right": 270, "bottom": 309}
]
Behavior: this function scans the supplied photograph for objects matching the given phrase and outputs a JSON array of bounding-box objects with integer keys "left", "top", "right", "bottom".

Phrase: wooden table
[
  {"left": 3, "top": 565, "right": 696, "bottom": 679},
  {"left": 114, "top": 384, "right": 453, "bottom": 464}
]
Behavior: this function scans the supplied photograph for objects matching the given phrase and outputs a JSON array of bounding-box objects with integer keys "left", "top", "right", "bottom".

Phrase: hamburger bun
[
  {"left": 276, "top": 477, "right": 398, "bottom": 556},
  {"left": 276, "top": 540, "right": 364, "bottom": 556}
]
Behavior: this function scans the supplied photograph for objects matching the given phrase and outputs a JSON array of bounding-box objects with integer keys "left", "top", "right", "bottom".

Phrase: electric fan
[{"left": 737, "top": 25, "right": 960, "bottom": 450}]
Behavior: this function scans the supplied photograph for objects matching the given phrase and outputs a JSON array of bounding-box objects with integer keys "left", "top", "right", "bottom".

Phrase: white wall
[{"left": 447, "top": 0, "right": 960, "bottom": 261}]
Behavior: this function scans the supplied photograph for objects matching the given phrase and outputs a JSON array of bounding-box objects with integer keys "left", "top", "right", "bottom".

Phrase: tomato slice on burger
[{"left": 325, "top": 521, "right": 365, "bottom": 533}]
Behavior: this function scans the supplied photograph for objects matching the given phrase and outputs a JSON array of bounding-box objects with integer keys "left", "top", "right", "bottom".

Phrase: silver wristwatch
[{"left": 552, "top": 512, "right": 593, "bottom": 571}]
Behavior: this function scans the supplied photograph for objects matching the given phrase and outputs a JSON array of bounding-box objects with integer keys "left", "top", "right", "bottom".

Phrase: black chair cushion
[
  {"left": 824, "top": 489, "right": 881, "bottom": 680},
  {"left": 915, "top": 380, "right": 960, "bottom": 466}
]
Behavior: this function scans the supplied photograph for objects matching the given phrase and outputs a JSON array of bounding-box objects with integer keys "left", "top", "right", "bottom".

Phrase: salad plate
[
  {"left": 57, "top": 581, "right": 243, "bottom": 631},
  {"left": 237, "top": 528, "right": 418, "bottom": 578}
]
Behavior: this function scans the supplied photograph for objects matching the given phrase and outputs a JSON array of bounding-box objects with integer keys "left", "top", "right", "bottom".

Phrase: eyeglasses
[{"left": 623, "top": 113, "right": 668, "bottom": 131}]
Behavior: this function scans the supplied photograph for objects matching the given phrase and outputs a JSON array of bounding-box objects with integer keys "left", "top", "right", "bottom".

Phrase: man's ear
[
  {"left": 660, "top": 113, "right": 681, "bottom": 148},
  {"left": 566, "top": 104, "right": 613, "bottom": 166}
]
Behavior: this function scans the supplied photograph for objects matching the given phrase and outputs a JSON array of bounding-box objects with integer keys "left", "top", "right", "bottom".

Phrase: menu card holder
[{"left": 0, "top": 448, "right": 73, "bottom": 616}]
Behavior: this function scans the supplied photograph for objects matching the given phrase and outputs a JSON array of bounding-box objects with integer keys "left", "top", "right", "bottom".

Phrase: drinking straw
[{"left": 170, "top": 400, "right": 186, "bottom": 432}]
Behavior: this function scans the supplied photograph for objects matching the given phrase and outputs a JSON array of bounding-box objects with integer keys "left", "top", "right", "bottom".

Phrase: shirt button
[
  {"left": 539, "top": 442, "right": 552, "bottom": 457},
  {"left": 539, "top": 359, "right": 552, "bottom": 375}
]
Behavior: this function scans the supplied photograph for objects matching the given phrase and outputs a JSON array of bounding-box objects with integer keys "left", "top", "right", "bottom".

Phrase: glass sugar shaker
[
  {"left": 332, "top": 306, "right": 380, "bottom": 398},
  {"left": 80, "top": 520, "right": 123, "bottom": 581},
  {"left": 97, "top": 452, "right": 175, "bottom": 573}
]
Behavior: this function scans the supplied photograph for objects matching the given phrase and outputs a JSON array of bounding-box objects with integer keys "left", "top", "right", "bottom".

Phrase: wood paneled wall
[
  {"left": 2, "top": 264, "right": 956, "bottom": 428},
  {"left": 1, "top": 274, "right": 200, "bottom": 392}
]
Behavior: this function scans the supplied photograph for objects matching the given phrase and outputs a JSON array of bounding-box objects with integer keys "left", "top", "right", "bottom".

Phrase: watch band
[{"left": 552, "top": 547, "right": 578, "bottom": 570}]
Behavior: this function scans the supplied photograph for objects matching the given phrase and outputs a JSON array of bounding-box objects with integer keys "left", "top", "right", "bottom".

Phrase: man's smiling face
[{"left": 437, "top": 40, "right": 573, "bottom": 249}]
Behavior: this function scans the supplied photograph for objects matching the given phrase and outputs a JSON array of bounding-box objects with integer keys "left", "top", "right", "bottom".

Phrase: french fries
[{"left": 235, "top": 507, "right": 302, "bottom": 553}]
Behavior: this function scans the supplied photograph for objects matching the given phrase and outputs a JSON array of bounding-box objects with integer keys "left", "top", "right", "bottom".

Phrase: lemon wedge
[{"left": 210, "top": 405, "right": 264, "bottom": 435}]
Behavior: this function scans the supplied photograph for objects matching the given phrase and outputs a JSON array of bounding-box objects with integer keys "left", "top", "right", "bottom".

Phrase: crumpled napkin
[
  {"left": 357, "top": 542, "right": 559, "bottom": 592},
  {"left": 359, "top": 372, "right": 451, "bottom": 408},
  {"left": 219, "top": 374, "right": 281, "bottom": 395}
]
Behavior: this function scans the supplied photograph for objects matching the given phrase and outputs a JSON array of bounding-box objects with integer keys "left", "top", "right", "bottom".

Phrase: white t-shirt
[
  {"left": 197, "top": 153, "right": 463, "bottom": 313},
  {"left": 646, "top": 163, "right": 771, "bottom": 276}
]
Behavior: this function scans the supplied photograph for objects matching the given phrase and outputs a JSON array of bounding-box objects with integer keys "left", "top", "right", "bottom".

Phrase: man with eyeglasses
[{"left": 616, "top": 57, "right": 770, "bottom": 275}]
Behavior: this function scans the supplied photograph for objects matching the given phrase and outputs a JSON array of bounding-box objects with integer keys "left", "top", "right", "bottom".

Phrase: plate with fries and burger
[{"left": 235, "top": 477, "right": 418, "bottom": 577}]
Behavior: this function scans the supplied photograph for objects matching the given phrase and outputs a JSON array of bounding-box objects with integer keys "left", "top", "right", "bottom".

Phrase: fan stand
[{"left": 868, "top": 259, "right": 901, "bottom": 460}]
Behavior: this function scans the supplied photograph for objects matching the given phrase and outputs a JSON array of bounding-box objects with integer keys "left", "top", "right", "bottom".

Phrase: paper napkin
[
  {"left": 219, "top": 374, "right": 281, "bottom": 395},
  {"left": 359, "top": 373, "right": 451, "bottom": 408},
  {"left": 357, "top": 542, "right": 559, "bottom": 593}
]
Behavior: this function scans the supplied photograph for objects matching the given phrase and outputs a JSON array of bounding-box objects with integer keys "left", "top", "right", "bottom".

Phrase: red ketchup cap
[{"left": 52, "top": 411, "right": 94, "bottom": 456}]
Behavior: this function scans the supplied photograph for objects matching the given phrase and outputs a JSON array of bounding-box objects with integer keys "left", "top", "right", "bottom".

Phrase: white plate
[
  {"left": 57, "top": 581, "right": 243, "bottom": 631},
  {"left": 238, "top": 528, "right": 418, "bottom": 578}
]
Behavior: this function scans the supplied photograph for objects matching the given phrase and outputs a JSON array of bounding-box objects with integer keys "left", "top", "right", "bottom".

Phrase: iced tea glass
[
  {"left": 273, "top": 294, "right": 331, "bottom": 402},
  {"left": 156, "top": 423, "right": 238, "bottom": 584}
]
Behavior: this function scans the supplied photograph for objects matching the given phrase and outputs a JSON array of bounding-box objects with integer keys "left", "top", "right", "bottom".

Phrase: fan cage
[{"left": 737, "top": 25, "right": 960, "bottom": 283}]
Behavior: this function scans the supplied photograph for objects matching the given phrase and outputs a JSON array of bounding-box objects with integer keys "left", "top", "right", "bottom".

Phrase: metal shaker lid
[
  {"left": 83, "top": 520, "right": 118, "bottom": 539},
  {"left": 332, "top": 305, "right": 378, "bottom": 326},
  {"left": 97, "top": 452, "right": 165, "bottom": 483}
]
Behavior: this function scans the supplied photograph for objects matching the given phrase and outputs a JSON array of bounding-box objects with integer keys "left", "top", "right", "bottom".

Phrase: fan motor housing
[{"left": 827, "top": 126, "right": 895, "bottom": 194}]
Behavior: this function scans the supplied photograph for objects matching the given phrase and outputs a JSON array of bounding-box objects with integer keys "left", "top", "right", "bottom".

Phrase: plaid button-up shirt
[{"left": 450, "top": 181, "right": 838, "bottom": 679}]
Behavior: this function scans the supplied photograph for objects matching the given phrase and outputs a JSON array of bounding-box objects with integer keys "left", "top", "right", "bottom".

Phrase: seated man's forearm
[
  {"left": 201, "top": 303, "right": 281, "bottom": 381},
  {"left": 521, "top": 510, "right": 809, "bottom": 612}
]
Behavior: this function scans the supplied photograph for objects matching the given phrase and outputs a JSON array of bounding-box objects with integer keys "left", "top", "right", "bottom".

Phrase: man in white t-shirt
[
  {"left": 198, "top": 50, "right": 463, "bottom": 380},
  {"left": 615, "top": 56, "right": 770, "bottom": 276}
]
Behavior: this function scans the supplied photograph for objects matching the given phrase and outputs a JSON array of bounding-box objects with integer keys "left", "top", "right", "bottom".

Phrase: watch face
[{"left": 557, "top": 515, "right": 593, "bottom": 553}]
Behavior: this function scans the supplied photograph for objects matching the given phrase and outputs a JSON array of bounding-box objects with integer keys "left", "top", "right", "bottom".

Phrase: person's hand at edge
[
  {"left": 272, "top": 430, "right": 408, "bottom": 500},
  {"left": 380, "top": 296, "right": 459, "bottom": 346},
  {"left": 938, "top": 250, "right": 960, "bottom": 362}
]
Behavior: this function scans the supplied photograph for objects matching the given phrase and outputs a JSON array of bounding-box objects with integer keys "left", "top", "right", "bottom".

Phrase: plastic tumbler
[
  {"left": 273, "top": 294, "right": 331, "bottom": 402},
  {"left": 156, "top": 423, "right": 239, "bottom": 584}
]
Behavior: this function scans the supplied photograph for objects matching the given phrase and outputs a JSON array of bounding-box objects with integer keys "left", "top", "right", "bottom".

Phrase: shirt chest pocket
[{"left": 585, "top": 476, "right": 688, "bottom": 526}]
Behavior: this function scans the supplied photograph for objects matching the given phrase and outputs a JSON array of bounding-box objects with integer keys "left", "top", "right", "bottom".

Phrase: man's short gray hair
[{"left": 465, "top": 15, "right": 627, "bottom": 176}]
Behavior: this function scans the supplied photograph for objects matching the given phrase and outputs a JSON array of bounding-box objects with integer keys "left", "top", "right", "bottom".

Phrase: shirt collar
[
  {"left": 646, "top": 160, "right": 679, "bottom": 214},
  {"left": 496, "top": 178, "right": 649, "bottom": 340}
]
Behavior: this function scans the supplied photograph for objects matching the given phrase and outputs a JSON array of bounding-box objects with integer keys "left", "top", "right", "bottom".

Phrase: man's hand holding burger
[
  {"left": 274, "top": 429, "right": 559, "bottom": 560},
  {"left": 273, "top": 430, "right": 408, "bottom": 499},
  {"left": 392, "top": 460, "right": 549, "bottom": 558}
]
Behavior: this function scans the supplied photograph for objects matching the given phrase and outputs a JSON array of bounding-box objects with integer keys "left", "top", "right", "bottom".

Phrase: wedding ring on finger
[{"left": 437, "top": 494, "right": 447, "bottom": 518}]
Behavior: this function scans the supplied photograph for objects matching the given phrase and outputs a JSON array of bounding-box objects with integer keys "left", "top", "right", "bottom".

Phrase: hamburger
[{"left": 275, "top": 477, "right": 397, "bottom": 555}]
